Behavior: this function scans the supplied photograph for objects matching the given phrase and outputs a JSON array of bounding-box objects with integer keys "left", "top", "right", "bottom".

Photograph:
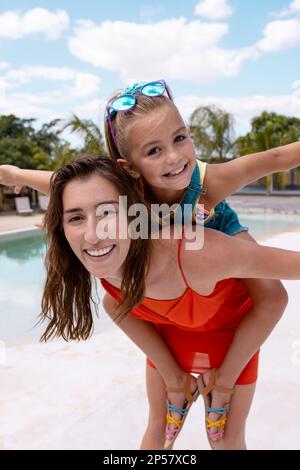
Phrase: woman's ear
[{"left": 117, "top": 159, "right": 141, "bottom": 179}]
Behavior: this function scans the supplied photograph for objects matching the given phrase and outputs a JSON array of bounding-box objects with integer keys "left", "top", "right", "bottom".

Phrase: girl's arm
[
  {"left": 184, "top": 226, "right": 300, "bottom": 284},
  {"left": 202, "top": 141, "right": 300, "bottom": 207},
  {"left": 102, "top": 293, "right": 186, "bottom": 388},
  {"left": 0, "top": 165, "right": 53, "bottom": 195}
]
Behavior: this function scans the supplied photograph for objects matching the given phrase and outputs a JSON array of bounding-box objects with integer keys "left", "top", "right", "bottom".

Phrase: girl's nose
[{"left": 166, "top": 149, "right": 180, "bottom": 165}]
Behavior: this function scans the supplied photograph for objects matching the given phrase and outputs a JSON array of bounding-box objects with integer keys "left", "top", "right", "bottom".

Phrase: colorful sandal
[
  {"left": 197, "top": 369, "right": 234, "bottom": 442},
  {"left": 164, "top": 373, "right": 200, "bottom": 450}
]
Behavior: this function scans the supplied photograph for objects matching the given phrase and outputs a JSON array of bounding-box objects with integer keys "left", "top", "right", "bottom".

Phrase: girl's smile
[{"left": 125, "top": 102, "right": 196, "bottom": 204}]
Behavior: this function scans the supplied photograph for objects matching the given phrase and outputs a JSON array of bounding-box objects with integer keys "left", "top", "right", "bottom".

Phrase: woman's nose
[{"left": 83, "top": 217, "right": 99, "bottom": 244}]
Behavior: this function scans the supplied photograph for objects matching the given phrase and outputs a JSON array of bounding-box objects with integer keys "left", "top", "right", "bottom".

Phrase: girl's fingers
[{"left": 14, "top": 185, "right": 23, "bottom": 194}]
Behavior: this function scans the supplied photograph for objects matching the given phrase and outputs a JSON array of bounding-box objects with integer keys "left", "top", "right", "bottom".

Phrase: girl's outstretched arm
[
  {"left": 184, "top": 226, "right": 300, "bottom": 283},
  {"left": 0, "top": 165, "right": 53, "bottom": 195},
  {"left": 202, "top": 141, "right": 300, "bottom": 208}
]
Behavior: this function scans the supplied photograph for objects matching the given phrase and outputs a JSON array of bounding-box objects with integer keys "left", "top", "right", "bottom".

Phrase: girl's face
[
  {"left": 62, "top": 174, "right": 131, "bottom": 280},
  {"left": 125, "top": 103, "right": 196, "bottom": 201}
]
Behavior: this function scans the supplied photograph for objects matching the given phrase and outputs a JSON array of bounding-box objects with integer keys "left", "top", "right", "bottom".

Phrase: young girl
[
  {"left": 27, "top": 155, "right": 300, "bottom": 452},
  {"left": 1, "top": 79, "right": 300, "bottom": 448}
]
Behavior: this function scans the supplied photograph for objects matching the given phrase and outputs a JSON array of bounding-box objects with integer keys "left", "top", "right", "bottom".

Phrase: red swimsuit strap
[{"left": 177, "top": 235, "right": 190, "bottom": 289}]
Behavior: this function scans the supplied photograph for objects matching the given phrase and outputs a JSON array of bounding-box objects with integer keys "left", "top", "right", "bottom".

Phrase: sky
[{"left": 1, "top": 0, "right": 300, "bottom": 142}]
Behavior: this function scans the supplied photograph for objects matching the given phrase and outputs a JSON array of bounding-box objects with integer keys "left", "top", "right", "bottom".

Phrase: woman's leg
[
  {"left": 202, "top": 369, "right": 257, "bottom": 450},
  {"left": 140, "top": 364, "right": 168, "bottom": 450}
]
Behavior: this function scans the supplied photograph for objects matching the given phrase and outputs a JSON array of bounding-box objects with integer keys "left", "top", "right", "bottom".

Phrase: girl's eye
[
  {"left": 147, "top": 146, "right": 160, "bottom": 156},
  {"left": 175, "top": 134, "right": 186, "bottom": 143}
]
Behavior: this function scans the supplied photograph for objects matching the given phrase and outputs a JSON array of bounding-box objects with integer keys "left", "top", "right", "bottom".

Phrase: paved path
[
  {"left": 0, "top": 212, "right": 43, "bottom": 234},
  {"left": 227, "top": 195, "right": 300, "bottom": 214}
]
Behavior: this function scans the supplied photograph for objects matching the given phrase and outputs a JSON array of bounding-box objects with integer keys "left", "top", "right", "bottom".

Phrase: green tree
[
  {"left": 236, "top": 112, "right": 300, "bottom": 192},
  {"left": 189, "top": 105, "right": 235, "bottom": 162},
  {"left": 62, "top": 114, "right": 105, "bottom": 155}
]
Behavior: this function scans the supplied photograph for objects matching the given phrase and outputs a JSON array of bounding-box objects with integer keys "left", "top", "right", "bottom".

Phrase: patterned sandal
[
  {"left": 197, "top": 369, "right": 234, "bottom": 442},
  {"left": 164, "top": 373, "right": 200, "bottom": 450}
]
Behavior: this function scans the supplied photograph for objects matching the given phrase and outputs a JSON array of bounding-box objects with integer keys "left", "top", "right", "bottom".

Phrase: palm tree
[
  {"left": 189, "top": 105, "right": 235, "bottom": 162},
  {"left": 62, "top": 114, "right": 105, "bottom": 155}
]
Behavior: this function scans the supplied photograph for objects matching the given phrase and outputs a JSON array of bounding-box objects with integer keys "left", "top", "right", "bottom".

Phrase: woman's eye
[
  {"left": 68, "top": 215, "right": 82, "bottom": 223},
  {"left": 147, "top": 146, "right": 160, "bottom": 156}
]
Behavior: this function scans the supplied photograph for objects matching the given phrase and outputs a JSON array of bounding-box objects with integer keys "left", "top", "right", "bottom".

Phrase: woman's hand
[{"left": 0, "top": 165, "right": 23, "bottom": 193}]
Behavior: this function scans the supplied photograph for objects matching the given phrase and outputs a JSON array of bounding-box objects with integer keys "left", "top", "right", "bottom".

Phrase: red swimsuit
[{"left": 101, "top": 238, "right": 259, "bottom": 385}]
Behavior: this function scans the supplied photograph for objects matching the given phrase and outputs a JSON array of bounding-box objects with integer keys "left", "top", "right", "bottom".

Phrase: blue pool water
[{"left": 1, "top": 214, "right": 300, "bottom": 345}]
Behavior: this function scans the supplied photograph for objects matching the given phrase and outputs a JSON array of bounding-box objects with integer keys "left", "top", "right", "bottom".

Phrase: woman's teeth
[{"left": 86, "top": 246, "right": 114, "bottom": 257}]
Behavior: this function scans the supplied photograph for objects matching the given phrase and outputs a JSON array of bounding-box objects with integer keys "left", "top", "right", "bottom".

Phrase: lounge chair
[
  {"left": 38, "top": 194, "right": 49, "bottom": 212},
  {"left": 15, "top": 196, "right": 33, "bottom": 215}
]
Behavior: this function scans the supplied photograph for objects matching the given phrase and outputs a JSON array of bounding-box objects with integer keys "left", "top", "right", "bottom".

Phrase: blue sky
[{"left": 1, "top": 0, "right": 300, "bottom": 140}]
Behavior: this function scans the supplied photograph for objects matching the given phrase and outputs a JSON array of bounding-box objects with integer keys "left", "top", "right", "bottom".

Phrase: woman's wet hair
[{"left": 40, "top": 154, "right": 151, "bottom": 342}]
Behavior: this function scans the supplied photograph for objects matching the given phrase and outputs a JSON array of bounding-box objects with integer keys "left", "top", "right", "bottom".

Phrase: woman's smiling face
[{"left": 62, "top": 173, "right": 131, "bottom": 280}]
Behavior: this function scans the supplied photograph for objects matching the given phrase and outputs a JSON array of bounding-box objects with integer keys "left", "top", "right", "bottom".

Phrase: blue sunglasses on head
[{"left": 105, "top": 79, "right": 173, "bottom": 149}]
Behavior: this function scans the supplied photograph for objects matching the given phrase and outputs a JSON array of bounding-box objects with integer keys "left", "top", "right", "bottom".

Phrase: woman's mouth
[
  {"left": 163, "top": 162, "right": 189, "bottom": 179},
  {"left": 84, "top": 245, "right": 115, "bottom": 259}
]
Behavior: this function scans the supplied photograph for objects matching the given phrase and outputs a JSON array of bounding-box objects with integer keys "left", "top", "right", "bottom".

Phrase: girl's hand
[{"left": 0, "top": 165, "right": 23, "bottom": 193}]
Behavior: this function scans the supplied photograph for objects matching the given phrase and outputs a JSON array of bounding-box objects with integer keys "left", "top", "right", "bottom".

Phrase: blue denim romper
[{"left": 180, "top": 160, "right": 248, "bottom": 236}]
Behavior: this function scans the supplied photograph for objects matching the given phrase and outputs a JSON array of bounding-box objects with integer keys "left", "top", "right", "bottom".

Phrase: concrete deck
[
  {"left": 227, "top": 194, "right": 300, "bottom": 214},
  {"left": 0, "top": 212, "right": 44, "bottom": 234}
]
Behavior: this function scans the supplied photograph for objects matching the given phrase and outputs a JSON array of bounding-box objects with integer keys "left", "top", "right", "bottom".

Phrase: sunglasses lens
[
  {"left": 142, "top": 81, "right": 165, "bottom": 97},
  {"left": 111, "top": 94, "right": 136, "bottom": 111}
]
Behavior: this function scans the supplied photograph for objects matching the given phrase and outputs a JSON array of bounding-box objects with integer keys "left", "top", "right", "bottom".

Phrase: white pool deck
[{"left": 1, "top": 204, "right": 300, "bottom": 450}]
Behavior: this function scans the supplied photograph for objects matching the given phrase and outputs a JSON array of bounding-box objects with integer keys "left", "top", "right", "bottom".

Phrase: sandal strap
[
  {"left": 166, "top": 414, "right": 183, "bottom": 427},
  {"left": 166, "top": 402, "right": 188, "bottom": 415},
  {"left": 166, "top": 373, "right": 194, "bottom": 403},
  {"left": 206, "top": 406, "right": 230, "bottom": 414},
  {"left": 203, "top": 369, "right": 234, "bottom": 396},
  {"left": 206, "top": 417, "right": 227, "bottom": 428},
  {"left": 208, "top": 431, "right": 224, "bottom": 440}
]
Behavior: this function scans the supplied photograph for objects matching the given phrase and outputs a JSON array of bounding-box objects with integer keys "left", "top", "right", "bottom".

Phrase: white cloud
[
  {"left": 256, "top": 18, "right": 300, "bottom": 52},
  {"left": 0, "top": 62, "right": 9, "bottom": 70},
  {"left": 0, "top": 65, "right": 101, "bottom": 98},
  {"left": 0, "top": 8, "right": 69, "bottom": 40},
  {"left": 273, "top": 0, "right": 300, "bottom": 17},
  {"left": 194, "top": 0, "right": 234, "bottom": 20},
  {"left": 70, "top": 73, "right": 101, "bottom": 98},
  {"left": 176, "top": 93, "right": 300, "bottom": 136},
  {"left": 68, "top": 18, "right": 256, "bottom": 83}
]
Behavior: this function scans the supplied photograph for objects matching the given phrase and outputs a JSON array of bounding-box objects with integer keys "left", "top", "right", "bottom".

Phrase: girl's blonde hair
[{"left": 105, "top": 93, "right": 173, "bottom": 162}]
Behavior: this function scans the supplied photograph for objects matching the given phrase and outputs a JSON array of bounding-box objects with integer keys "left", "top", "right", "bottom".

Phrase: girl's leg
[
  {"left": 140, "top": 363, "right": 168, "bottom": 450},
  {"left": 202, "top": 369, "right": 256, "bottom": 450}
]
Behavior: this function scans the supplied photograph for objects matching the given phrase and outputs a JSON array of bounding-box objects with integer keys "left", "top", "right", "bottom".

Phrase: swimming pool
[{"left": 1, "top": 214, "right": 300, "bottom": 345}]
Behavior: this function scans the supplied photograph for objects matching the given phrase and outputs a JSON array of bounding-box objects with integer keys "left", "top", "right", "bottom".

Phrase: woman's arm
[
  {"left": 0, "top": 165, "right": 53, "bottom": 195},
  {"left": 102, "top": 293, "right": 186, "bottom": 388},
  {"left": 203, "top": 142, "right": 300, "bottom": 207}
]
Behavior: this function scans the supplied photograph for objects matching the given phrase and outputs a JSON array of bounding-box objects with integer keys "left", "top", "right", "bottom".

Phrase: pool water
[
  {"left": 1, "top": 214, "right": 300, "bottom": 345},
  {"left": 0, "top": 230, "right": 112, "bottom": 345}
]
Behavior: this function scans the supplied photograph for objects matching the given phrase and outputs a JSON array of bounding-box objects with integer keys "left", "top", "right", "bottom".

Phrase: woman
[{"left": 35, "top": 154, "right": 300, "bottom": 450}]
